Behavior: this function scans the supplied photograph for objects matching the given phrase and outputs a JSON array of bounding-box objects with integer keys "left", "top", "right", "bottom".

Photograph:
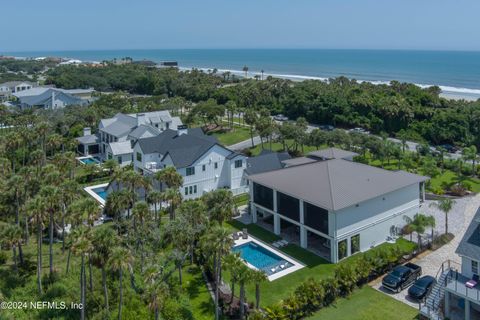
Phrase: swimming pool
[
  {"left": 92, "top": 187, "right": 107, "bottom": 200},
  {"left": 232, "top": 241, "right": 292, "bottom": 275},
  {"left": 78, "top": 157, "right": 100, "bottom": 165}
]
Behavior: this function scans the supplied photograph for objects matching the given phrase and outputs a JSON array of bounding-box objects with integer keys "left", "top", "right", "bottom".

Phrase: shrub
[{"left": 0, "top": 251, "right": 7, "bottom": 265}]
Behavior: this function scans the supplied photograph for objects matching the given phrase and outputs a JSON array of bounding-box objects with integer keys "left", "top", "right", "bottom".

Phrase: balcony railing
[{"left": 445, "top": 270, "right": 480, "bottom": 302}]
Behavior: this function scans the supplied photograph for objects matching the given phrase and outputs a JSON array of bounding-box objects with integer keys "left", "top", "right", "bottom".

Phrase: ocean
[{"left": 4, "top": 49, "right": 480, "bottom": 99}]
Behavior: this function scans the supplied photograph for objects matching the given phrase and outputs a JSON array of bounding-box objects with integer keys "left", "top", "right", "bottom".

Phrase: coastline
[{"left": 180, "top": 66, "right": 480, "bottom": 102}]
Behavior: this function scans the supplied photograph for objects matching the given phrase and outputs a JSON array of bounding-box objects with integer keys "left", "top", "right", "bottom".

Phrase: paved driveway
[{"left": 371, "top": 194, "right": 480, "bottom": 307}]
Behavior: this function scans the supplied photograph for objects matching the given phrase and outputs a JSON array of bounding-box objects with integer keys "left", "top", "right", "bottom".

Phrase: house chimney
[
  {"left": 137, "top": 113, "right": 146, "bottom": 126},
  {"left": 177, "top": 125, "right": 188, "bottom": 136},
  {"left": 83, "top": 127, "right": 91, "bottom": 136}
]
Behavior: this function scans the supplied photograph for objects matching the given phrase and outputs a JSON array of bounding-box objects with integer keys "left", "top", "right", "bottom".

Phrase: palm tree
[
  {"left": 154, "top": 166, "right": 183, "bottom": 191},
  {"left": 59, "top": 179, "right": 79, "bottom": 253},
  {"left": 1, "top": 224, "right": 24, "bottom": 272},
  {"left": 163, "top": 188, "right": 182, "bottom": 220},
  {"left": 250, "top": 269, "right": 267, "bottom": 309},
  {"left": 132, "top": 200, "right": 150, "bottom": 232},
  {"left": 71, "top": 226, "right": 92, "bottom": 320},
  {"left": 224, "top": 253, "right": 242, "bottom": 303},
  {"left": 40, "top": 185, "right": 61, "bottom": 277},
  {"left": 109, "top": 246, "right": 134, "bottom": 320},
  {"left": 238, "top": 264, "right": 253, "bottom": 319},
  {"left": 404, "top": 214, "right": 433, "bottom": 249},
  {"left": 147, "top": 190, "right": 163, "bottom": 222},
  {"left": 105, "top": 191, "right": 129, "bottom": 227},
  {"left": 27, "top": 195, "right": 47, "bottom": 294},
  {"left": 145, "top": 280, "right": 169, "bottom": 320},
  {"left": 242, "top": 65, "right": 249, "bottom": 78},
  {"left": 91, "top": 227, "right": 119, "bottom": 313},
  {"left": 429, "top": 199, "right": 455, "bottom": 235},
  {"left": 260, "top": 69, "right": 265, "bottom": 80},
  {"left": 202, "top": 189, "right": 235, "bottom": 224}
]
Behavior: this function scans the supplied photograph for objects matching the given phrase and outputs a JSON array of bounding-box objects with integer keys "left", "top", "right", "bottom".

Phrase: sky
[{"left": 2, "top": 0, "right": 480, "bottom": 52}]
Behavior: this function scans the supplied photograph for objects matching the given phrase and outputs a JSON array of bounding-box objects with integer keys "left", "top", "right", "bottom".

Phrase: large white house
[
  {"left": 133, "top": 127, "right": 247, "bottom": 199},
  {"left": 0, "top": 81, "right": 36, "bottom": 101},
  {"left": 421, "top": 209, "right": 480, "bottom": 320},
  {"left": 247, "top": 148, "right": 428, "bottom": 263},
  {"left": 76, "top": 111, "right": 182, "bottom": 165}
]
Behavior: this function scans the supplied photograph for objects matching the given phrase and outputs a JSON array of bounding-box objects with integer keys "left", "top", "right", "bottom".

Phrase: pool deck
[
  {"left": 233, "top": 235, "right": 305, "bottom": 281},
  {"left": 76, "top": 155, "right": 101, "bottom": 165},
  {"left": 84, "top": 183, "right": 108, "bottom": 207}
]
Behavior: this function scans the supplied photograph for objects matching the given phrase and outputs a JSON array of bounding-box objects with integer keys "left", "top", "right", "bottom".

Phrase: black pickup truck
[{"left": 382, "top": 263, "right": 422, "bottom": 293}]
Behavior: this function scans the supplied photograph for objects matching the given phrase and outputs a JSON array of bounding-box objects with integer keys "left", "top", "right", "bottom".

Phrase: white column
[
  {"left": 251, "top": 205, "right": 257, "bottom": 223},
  {"left": 300, "top": 226, "right": 307, "bottom": 248},
  {"left": 273, "top": 190, "right": 278, "bottom": 213},
  {"left": 422, "top": 182, "right": 425, "bottom": 202},
  {"left": 444, "top": 291, "right": 450, "bottom": 319},
  {"left": 299, "top": 200, "right": 305, "bottom": 224},
  {"left": 465, "top": 299, "right": 470, "bottom": 320},
  {"left": 331, "top": 240, "right": 337, "bottom": 263},
  {"left": 274, "top": 213, "right": 280, "bottom": 235}
]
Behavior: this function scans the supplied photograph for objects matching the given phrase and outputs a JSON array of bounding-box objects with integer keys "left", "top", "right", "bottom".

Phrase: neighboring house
[
  {"left": 247, "top": 148, "right": 428, "bottom": 263},
  {"left": 422, "top": 209, "right": 480, "bottom": 320},
  {"left": 133, "top": 127, "right": 248, "bottom": 199},
  {"left": 0, "top": 81, "right": 36, "bottom": 101},
  {"left": 245, "top": 150, "right": 291, "bottom": 176},
  {"left": 76, "top": 111, "right": 183, "bottom": 164},
  {"left": 13, "top": 87, "right": 88, "bottom": 109}
]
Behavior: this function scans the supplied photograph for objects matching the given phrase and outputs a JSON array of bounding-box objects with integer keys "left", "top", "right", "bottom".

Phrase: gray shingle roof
[
  {"left": 308, "top": 147, "right": 359, "bottom": 160},
  {"left": 248, "top": 158, "right": 427, "bottom": 211},
  {"left": 137, "top": 129, "right": 230, "bottom": 168},
  {"left": 245, "top": 151, "right": 291, "bottom": 175},
  {"left": 76, "top": 134, "right": 99, "bottom": 145},
  {"left": 456, "top": 208, "right": 480, "bottom": 261},
  {"left": 128, "top": 125, "right": 160, "bottom": 140},
  {"left": 17, "top": 88, "right": 83, "bottom": 107}
]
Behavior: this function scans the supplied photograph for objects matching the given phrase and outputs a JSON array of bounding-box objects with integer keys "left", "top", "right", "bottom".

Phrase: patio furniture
[
  {"left": 232, "top": 233, "right": 240, "bottom": 240},
  {"left": 466, "top": 279, "right": 477, "bottom": 289},
  {"left": 242, "top": 228, "right": 248, "bottom": 239}
]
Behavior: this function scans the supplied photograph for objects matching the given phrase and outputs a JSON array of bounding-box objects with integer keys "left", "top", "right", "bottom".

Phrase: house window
[
  {"left": 107, "top": 153, "right": 112, "bottom": 159},
  {"left": 189, "top": 186, "right": 193, "bottom": 194},
  {"left": 184, "top": 187, "right": 188, "bottom": 195},
  {"left": 117, "top": 156, "right": 122, "bottom": 164},
  {"left": 202, "top": 164, "right": 206, "bottom": 171},
  {"left": 472, "top": 260, "right": 478, "bottom": 275},
  {"left": 194, "top": 185, "right": 197, "bottom": 193},
  {"left": 338, "top": 239, "right": 347, "bottom": 260},
  {"left": 186, "top": 167, "right": 195, "bottom": 176},
  {"left": 351, "top": 234, "right": 360, "bottom": 254},
  {"left": 136, "top": 152, "right": 142, "bottom": 162},
  {"left": 235, "top": 159, "right": 243, "bottom": 168},
  {"left": 214, "top": 162, "right": 218, "bottom": 169}
]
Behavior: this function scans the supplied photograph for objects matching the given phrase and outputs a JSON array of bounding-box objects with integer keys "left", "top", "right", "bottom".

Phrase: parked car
[
  {"left": 382, "top": 262, "right": 422, "bottom": 293},
  {"left": 319, "top": 124, "right": 335, "bottom": 131},
  {"left": 408, "top": 275, "right": 436, "bottom": 301},
  {"left": 273, "top": 114, "right": 289, "bottom": 121}
]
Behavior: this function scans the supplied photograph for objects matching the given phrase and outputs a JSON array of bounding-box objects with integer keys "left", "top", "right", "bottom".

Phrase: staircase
[
  {"left": 422, "top": 271, "right": 448, "bottom": 320},
  {"left": 420, "top": 260, "right": 460, "bottom": 320}
]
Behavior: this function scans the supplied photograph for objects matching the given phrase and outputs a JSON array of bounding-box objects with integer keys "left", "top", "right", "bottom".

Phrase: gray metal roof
[
  {"left": 248, "top": 158, "right": 428, "bottom": 211},
  {"left": 308, "top": 147, "right": 359, "bottom": 160},
  {"left": 246, "top": 151, "right": 291, "bottom": 175},
  {"left": 456, "top": 208, "right": 480, "bottom": 261},
  {"left": 282, "top": 156, "right": 318, "bottom": 167},
  {"left": 109, "top": 141, "right": 133, "bottom": 155}
]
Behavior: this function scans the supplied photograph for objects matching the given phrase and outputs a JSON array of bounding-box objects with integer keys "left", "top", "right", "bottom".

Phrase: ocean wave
[{"left": 180, "top": 66, "right": 480, "bottom": 97}]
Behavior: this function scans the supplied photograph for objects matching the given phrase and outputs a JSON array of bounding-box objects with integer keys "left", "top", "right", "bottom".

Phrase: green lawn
[
  {"left": 209, "top": 126, "right": 252, "bottom": 146},
  {"left": 307, "top": 286, "right": 418, "bottom": 320},
  {"left": 249, "top": 140, "right": 321, "bottom": 156},
  {"left": 225, "top": 220, "right": 415, "bottom": 307},
  {"left": 234, "top": 193, "right": 249, "bottom": 207}
]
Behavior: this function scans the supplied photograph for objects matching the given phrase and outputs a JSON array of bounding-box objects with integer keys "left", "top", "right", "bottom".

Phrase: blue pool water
[
  {"left": 232, "top": 241, "right": 291, "bottom": 275},
  {"left": 92, "top": 187, "right": 107, "bottom": 200},
  {"left": 80, "top": 157, "right": 100, "bottom": 165}
]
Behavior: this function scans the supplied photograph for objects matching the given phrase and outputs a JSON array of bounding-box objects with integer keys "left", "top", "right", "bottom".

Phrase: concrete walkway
[{"left": 371, "top": 194, "right": 480, "bottom": 307}]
